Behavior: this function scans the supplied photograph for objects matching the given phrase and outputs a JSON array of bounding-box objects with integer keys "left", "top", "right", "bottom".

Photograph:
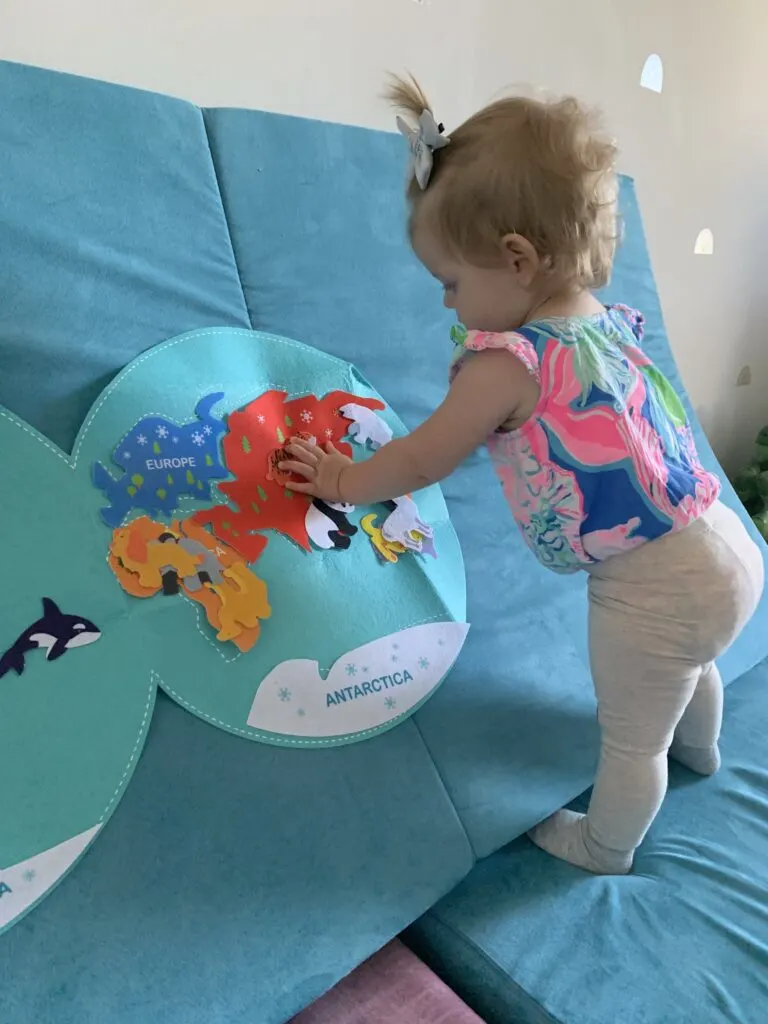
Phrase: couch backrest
[{"left": 1, "top": 59, "right": 766, "bottom": 1024}]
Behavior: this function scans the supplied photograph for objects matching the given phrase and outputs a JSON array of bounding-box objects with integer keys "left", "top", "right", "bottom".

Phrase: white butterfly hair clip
[{"left": 396, "top": 109, "right": 450, "bottom": 190}]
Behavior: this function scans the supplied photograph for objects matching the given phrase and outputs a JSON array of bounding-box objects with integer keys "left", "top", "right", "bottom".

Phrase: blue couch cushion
[
  {"left": 3, "top": 694, "right": 472, "bottom": 1024},
  {"left": 0, "top": 61, "right": 251, "bottom": 453},
  {"left": 0, "top": 62, "right": 472, "bottom": 1024},
  {"left": 407, "top": 657, "right": 768, "bottom": 1024}
]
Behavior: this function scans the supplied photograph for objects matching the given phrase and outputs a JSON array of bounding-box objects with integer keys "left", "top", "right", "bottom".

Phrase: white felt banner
[
  {"left": 248, "top": 621, "right": 469, "bottom": 739},
  {"left": 0, "top": 824, "right": 101, "bottom": 928}
]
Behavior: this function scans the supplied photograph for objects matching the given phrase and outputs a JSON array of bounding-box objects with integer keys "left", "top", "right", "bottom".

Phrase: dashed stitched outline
[
  {"left": 0, "top": 327, "right": 462, "bottom": 741},
  {"left": 98, "top": 674, "right": 156, "bottom": 822},
  {"left": 160, "top": 615, "right": 467, "bottom": 747},
  {"left": 0, "top": 327, "right": 354, "bottom": 470}
]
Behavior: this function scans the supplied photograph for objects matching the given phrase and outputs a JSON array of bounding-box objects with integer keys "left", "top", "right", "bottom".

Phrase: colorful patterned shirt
[{"left": 450, "top": 305, "right": 721, "bottom": 573}]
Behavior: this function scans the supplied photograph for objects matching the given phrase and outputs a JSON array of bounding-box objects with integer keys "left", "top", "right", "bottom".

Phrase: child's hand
[{"left": 278, "top": 439, "right": 352, "bottom": 501}]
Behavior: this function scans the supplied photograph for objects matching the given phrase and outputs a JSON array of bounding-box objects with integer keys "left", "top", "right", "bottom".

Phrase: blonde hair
[{"left": 386, "top": 75, "right": 619, "bottom": 290}]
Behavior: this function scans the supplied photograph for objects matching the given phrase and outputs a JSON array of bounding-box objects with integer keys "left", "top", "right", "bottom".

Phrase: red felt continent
[{"left": 193, "top": 390, "right": 385, "bottom": 558}]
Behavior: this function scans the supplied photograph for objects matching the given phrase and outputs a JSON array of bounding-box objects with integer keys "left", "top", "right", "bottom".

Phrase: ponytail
[{"left": 384, "top": 73, "right": 432, "bottom": 123}]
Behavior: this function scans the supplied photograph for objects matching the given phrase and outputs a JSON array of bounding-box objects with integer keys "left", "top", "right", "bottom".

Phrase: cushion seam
[
  {"left": 199, "top": 107, "right": 253, "bottom": 330},
  {"left": 411, "top": 715, "right": 478, "bottom": 863},
  {"left": 417, "top": 910, "right": 566, "bottom": 1024}
]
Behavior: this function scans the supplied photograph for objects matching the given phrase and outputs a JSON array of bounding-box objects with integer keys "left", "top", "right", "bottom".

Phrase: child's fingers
[
  {"left": 278, "top": 460, "right": 315, "bottom": 480},
  {"left": 285, "top": 479, "right": 316, "bottom": 494},
  {"left": 324, "top": 441, "right": 340, "bottom": 454},
  {"left": 286, "top": 441, "right": 320, "bottom": 462}
]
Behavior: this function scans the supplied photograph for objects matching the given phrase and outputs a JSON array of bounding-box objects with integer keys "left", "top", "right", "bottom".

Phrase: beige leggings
[{"left": 585, "top": 500, "right": 764, "bottom": 855}]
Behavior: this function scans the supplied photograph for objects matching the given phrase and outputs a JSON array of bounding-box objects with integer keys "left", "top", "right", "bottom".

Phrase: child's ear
[{"left": 500, "top": 233, "right": 540, "bottom": 285}]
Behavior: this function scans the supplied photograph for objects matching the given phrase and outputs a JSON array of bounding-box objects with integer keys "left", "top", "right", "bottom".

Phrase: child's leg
[
  {"left": 670, "top": 662, "right": 723, "bottom": 775},
  {"left": 529, "top": 595, "right": 701, "bottom": 875},
  {"left": 529, "top": 502, "right": 762, "bottom": 875}
]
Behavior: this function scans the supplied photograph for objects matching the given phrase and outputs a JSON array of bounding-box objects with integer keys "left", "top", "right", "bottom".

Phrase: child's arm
[{"left": 280, "top": 349, "right": 535, "bottom": 504}]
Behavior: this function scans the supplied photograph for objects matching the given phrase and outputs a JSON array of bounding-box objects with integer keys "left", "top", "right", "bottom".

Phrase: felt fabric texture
[
  {"left": 406, "top": 657, "right": 768, "bottom": 1024},
  {"left": 291, "top": 940, "right": 486, "bottom": 1024},
  {"left": 0, "top": 64, "right": 471, "bottom": 1022},
  {"left": 92, "top": 391, "right": 229, "bottom": 527},
  {"left": 0, "top": 390, "right": 161, "bottom": 933},
  {"left": 48, "top": 325, "right": 464, "bottom": 747},
  {"left": 1, "top": 58, "right": 767, "bottom": 1023},
  {"left": 3, "top": 692, "right": 472, "bottom": 1024}
]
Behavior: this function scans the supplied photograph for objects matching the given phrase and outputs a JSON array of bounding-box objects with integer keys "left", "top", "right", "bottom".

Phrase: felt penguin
[{"left": 305, "top": 499, "right": 358, "bottom": 550}]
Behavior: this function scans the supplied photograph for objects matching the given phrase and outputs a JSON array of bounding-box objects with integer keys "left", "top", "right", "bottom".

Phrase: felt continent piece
[
  {"left": 193, "top": 389, "right": 385, "bottom": 558},
  {"left": 92, "top": 392, "right": 227, "bottom": 527},
  {"left": 108, "top": 516, "right": 270, "bottom": 651}
]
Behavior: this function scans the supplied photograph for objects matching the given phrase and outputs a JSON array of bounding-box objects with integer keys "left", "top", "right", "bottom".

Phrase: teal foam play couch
[{"left": 2, "top": 61, "right": 768, "bottom": 1024}]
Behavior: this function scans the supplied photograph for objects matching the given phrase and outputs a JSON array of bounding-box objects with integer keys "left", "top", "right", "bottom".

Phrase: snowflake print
[
  {"left": 203, "top": 425, "right": 212, "bottom": 436},
  {"left": 300, "top": 410, "right": 313, "bottom": 423},
  {"left": 191, "top": 431, "right": 204, "bottom": 446},
  {"left": 136, "top": 434, "right": 148, "bottom": 446},
  {"left": 361, "top": 666, "right": 369, "bottom": 674},
  {"left": 297, "top": 708, "right": 306, "bottom": 717},
  {"left": 257, "top": 414, "right": 266, "bottom": 425},
  {"left": 324, "top": 428, "right": 334, "bottom": 439},
  {"left": 384, "top": 697, "right": 397, "bottom": 710},
  {"left": 156, "top": 425, "right": 169, "bottom": 438},
  {"left": 418, "top": 657, "right": 430, "bottom": 670},
  {"left": 278, "top": 688, "right": 291, "bottom": 702},
  {"left": 437, "top": 639, "right": 444, "bottom": 647},
  {"left": 391, "top": 655, "right": 399, "bottom": 663},
  {"left": 345, "top": 663, "right": 357, "bottom": 677},
  {"left": 122, "top": 451, "right": 131, "bottom": 460},
  {"left": 172, "top": 436, "right": 179, "bottom": 444},
  {"left": 22, "top": 869, "right": 36, "bottom": 883},
  {"left": 392, "top": 643, "right": 400, "bottom": 650}
]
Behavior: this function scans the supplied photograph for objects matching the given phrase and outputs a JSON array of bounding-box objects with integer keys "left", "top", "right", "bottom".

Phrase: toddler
[{"left": 280, "top": 77, "right": 765, "bottom": 874}]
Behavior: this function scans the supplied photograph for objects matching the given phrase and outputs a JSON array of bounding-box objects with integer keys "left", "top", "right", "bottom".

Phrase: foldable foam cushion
[
  {"left": 0, "top": 61, "right": 250, "bottom": 451},
  {"left": 0, "top": 63, "right": 472, "bottom": 1024},
  {"left": 407, "top": 657, "right": 768, "bottom": 1024}
]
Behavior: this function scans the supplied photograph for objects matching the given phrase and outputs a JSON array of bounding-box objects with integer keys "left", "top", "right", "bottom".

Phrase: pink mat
[{"left": 290, "top": 939, "right": 484, "bottom": 1023}]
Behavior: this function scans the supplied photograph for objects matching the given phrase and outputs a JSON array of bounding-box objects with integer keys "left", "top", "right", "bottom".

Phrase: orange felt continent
[
  {"left": 209, "top": 562, "right": 271, "bottom": 643},
  {"left": 108, "top": 517, "right": 270, "bottom": 651}
]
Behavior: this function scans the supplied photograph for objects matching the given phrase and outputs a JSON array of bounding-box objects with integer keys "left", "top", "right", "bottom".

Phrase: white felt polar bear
[
  {"left": 381, "top": 496, "right": 434, "bottom": 552},
  {"left": 339, "top": 403, "right": 393, "bottom": 449}
]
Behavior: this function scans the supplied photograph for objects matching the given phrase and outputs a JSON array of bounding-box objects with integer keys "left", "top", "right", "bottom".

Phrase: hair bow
[{"left": 396, "top": 110, "right": 450, "bottom": 190}]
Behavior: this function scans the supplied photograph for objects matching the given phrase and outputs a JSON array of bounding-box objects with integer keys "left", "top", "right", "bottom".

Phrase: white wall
[{"left": 2, "top": 0, "right": 766, "bottom": 470}]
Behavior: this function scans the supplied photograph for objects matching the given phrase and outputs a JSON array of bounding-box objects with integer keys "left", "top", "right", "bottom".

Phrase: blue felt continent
[{"left": 92, "top": 392, "right": 227, "bottom": 527}]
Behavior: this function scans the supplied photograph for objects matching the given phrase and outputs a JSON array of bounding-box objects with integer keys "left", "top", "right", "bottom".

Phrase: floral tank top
[{"left": 450, "top": 305, "right": 721, "bottom": 573}]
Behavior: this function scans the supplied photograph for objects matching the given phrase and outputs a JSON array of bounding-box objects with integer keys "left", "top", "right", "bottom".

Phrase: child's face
[{"left": 413, "top": 224, "right": 539, "bottom": 333}]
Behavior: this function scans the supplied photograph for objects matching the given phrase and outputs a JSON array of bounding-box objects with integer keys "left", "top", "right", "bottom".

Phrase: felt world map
[{"left": 0, "top": 327, "right": 467, "bottom": 934}]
